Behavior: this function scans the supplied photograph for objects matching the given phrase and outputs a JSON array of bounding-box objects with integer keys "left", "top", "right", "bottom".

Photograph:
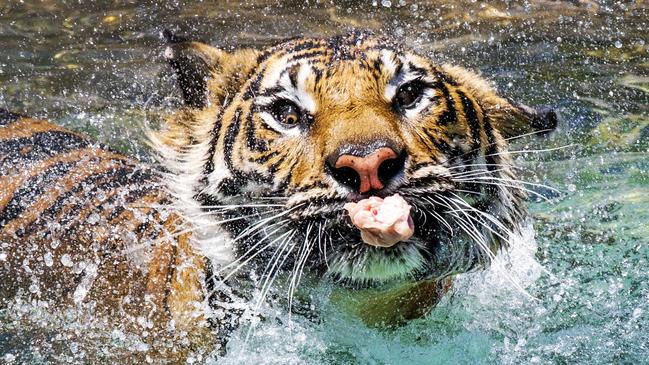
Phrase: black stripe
[
  {"left": 456, "top": 90, "right": 482, "bottom": 149},
  {"left": 15, "top": 165, "right": 156, "bottom": 237},
  {"left": 0, "top": 161, "right": 78, "bottom": 230},
  {"left": 215, "top": 176, "right": 244, "bottom": 196},
  {"left": 257, "top": 86, "right": 286, "bottom": 98},
  {"left": 57, "top": 167, "right": 156, "bottom": 226},
  {"left": 0, "top": 131, "right": 91, "bottom": 172},
  {"left": 482, "top": 115, "right": 499, "bottom": 162},
  {"left": 223, "top": 108, "right": 242, "bottom": 172},
  {"left": 284, "top": 40, "right": 325, "bottom": 55},
  {"left": 436, "top": 83, "right": 457, "bottom": 126},
  {"left": 268, "top": 154, "right": 287, "bottom": 175},
  {"left": 431, "top": 68, "right": 458, "bottom": 86},
  {"left": 313, "top": 66, "right": 323, "bottom": 84},
  {"left": 255, "top": 49, "right": 275, "bottom": 66},
  {"left": 274, "top": 157, "right": 300, "bottom": 190},
  {"left": 254, "top": 150, "right": 280, "bottom": 164},
  {"left": 0, "top": 109, "right": 25, "bottom": 126},
  {"left": 201, "top": 110, "right": 225, "bottom": 187},
  {"left": 242, "top": 66, "right": 268, "bottom": 100},
  {"left": 285, "top": 65, "right": 299, "bottom": 88},
  {"left": 373, "top": 58, "right": 383, "bottom": 73},
  {"left": 250, "top": 42, "right": 323, "bottom": 92},
  {"left": 393, "top": 58, "right": 404, "bottom": 77},
  {"left": 245, "top": 110, "right": 268, "bottom": 152},
  {"left": 421, "top": 127, "right": 450, "bottom": 154},
  {"left": 408, "top": 62, "right": 428, "bottom": 77},
  {"left": 287, "top": 50, "right": 327, "bottom": 63}
]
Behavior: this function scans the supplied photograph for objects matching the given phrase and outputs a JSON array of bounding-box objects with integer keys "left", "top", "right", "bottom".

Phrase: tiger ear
[
  {"left": 163, "top": 30, "right": 222, "bottom": 108},
  {"left": 162, "top": 30, "right": 260, "bottom": 108},
  {"left": 487, "top": 100, "right": 558, "bottom": 139},
  {"left": 440, "top": 64, "right": 558, "bottom": 139}
]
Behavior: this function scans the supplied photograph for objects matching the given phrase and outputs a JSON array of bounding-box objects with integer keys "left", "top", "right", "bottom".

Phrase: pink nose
[{"left": 335, "top": 147, "right": 398, "bottom": 193}]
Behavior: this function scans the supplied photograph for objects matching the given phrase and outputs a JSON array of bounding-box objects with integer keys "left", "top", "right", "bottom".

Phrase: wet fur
[
  {"left": 0, "top": 30, "right": 556, "bottom": 362},
  {"left": 155, "top": 31, "right": 556, "bottom": 286}
]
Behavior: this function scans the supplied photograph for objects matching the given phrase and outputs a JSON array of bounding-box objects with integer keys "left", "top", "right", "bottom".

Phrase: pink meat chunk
[{"left": 343, "top": 194, "right": 414, "bottom": 247}]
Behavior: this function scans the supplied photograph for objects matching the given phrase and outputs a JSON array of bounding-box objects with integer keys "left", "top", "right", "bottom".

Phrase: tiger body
[
  {"left": 0, "top": 111, "right": 211, "bottom": 362},
  {"left": 0, "top": 31, "right": 556, "bottom": 362}
]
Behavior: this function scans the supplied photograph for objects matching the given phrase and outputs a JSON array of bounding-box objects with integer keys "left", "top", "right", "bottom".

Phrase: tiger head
[{"left": 156, "top": 31, "right": 556, "bottom": 289}]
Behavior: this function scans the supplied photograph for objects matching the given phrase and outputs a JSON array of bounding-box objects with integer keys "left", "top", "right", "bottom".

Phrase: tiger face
[{"left": 158, "top": 31, "right": 556, "bottom": 288}]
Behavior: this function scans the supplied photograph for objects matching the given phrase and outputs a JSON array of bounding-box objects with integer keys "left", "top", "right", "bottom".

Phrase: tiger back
[{"left": 0, "top": 109, "right": 212, "bottom": 362}]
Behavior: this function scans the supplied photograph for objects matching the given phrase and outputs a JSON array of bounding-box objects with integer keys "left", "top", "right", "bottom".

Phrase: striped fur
[
  {"left": 157, "top": 30, "right": 556, "bottom": 288},
  {"left": 0, "top": 30, "right": 556, "bottom": 361},
  {"left": 0, "top": 115, "right": 212, "bottom": 362}
]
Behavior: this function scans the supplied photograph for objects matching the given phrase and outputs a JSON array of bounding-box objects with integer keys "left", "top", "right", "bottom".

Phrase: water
[{"left": 1, "top": 1, "right": 648, "bottom": 363}]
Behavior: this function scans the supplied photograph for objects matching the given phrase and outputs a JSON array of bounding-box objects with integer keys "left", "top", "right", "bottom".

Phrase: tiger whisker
[
  {"left": 213, "top": 219, "right": 290, "bottom": 276},
  {"left": 187, "top": 207, "right": 282, "bottom": 220},
  {"left": 453, "top": 188, "right": 484, "bottom": 196},
  {"left": 255, "top": 230, "right": 298, "bottom": 311},
  {"left": 443, "top": 129, "right": 560, "bottom": 167},
  {"left": 462, "top": 175, "right": 561, "bottom": 193},
  {"left": 450, "top": 179, "right": 553, "bottom": 202},
  {"left": 244, "top": 229, "right": 296, "bottom": 344},
  {"left": 122, "top": 211, "right": 274, "bottom": 255},
  {"left": 228, "top": 203, "right": 304, "bottom": 245},
  {"left": 416, "top": 195, "right": 454, "bottom": 235},
  {"left": 449, "top": 168, "right": 510, "bottom": 179},
  {"left": 446, "top": 192, "right": 552, "bottom": 273},
  {"left": 446, "top": 162, "right": 521, "bottom": 171},
  {"left": 288, "top": 223, "right": 314, "bottom": 318},
  {"left": 208, "top": 228, "right": 293, "bottom": 299},
  {"left": 199, "top": 203, "right": 287, "bottom": 209},
  {"left": 316, "top": 221, "right": 325, "bottom": 262},
  {"left": 437, "top": 194, "right": 537, "bottom": 298},
  {"left": 485, "top": 144, "right": 576, "bottom": 158}
]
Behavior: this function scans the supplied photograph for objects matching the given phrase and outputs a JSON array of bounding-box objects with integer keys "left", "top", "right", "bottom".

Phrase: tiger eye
[
  {"left": 395, "top": 80, "right": 425, "bottom": 110},
  {"left": 273, "top": 101, "right": 301, "bottom": 125}
]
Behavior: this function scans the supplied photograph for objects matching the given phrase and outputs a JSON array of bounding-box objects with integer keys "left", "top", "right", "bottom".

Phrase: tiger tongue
[{"left": 343, "top": 194, "right": 415, "bottom": 248}]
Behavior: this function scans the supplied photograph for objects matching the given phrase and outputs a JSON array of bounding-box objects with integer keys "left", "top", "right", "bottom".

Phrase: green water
[{"left": 1, "top": 1, "right": 648, "bottom": 364}]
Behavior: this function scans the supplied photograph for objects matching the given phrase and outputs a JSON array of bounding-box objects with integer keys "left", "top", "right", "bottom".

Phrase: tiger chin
[{"left": 0, "top": 30, "right": 556, "bottom": 362}]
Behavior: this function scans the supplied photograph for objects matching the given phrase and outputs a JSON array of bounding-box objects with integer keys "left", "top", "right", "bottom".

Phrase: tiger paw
[{"left": 344, "top": 194, "right": 414, "bottom": 248}]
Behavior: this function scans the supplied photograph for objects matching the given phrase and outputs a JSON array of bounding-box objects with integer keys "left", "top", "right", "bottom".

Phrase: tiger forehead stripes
[{"left": 158, "top": 30, "right": 556, "bottom": 286}]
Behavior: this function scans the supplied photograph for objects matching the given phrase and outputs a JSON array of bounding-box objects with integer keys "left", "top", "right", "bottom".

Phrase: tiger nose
[{"left": 330, "top": 147, "right": 403, "bottom": 193}]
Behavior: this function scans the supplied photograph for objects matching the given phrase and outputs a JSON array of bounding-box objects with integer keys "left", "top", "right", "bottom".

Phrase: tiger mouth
[{"left": 284, "top": 191, "right": 451, "bottom": 286}]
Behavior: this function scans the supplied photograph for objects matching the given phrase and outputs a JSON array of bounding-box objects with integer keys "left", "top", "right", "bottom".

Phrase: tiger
[{"left": 0, "top": 30, "right": 556, "bottom": 363}]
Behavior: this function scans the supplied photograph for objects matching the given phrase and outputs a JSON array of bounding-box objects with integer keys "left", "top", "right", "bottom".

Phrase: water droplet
[
  {"left": 87, "top": 213, "right": 100, "bottom": 225},
  {"left": 136, "top": 343, "right": 149, "bottom": 352},
  {"left": 614, "top": 40, "right": 622, "bottom": 48},
  {"left": 381, "top": 0, "right": 392, "bottom": 7},
  {"left": 567, "top": 184, "right": 577, "bottom": 192},
  {"left": 28, "top": 283, "right": 39, "bottom": 294},
  {"left": 0, "top": 252, "right": 6, "bottom": 261},
  {"left": 61, "top": 254, "right": 73, "bottom": 267},
  {"left": 44, "top": 252, "right": 54, "bottom": 267}
]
